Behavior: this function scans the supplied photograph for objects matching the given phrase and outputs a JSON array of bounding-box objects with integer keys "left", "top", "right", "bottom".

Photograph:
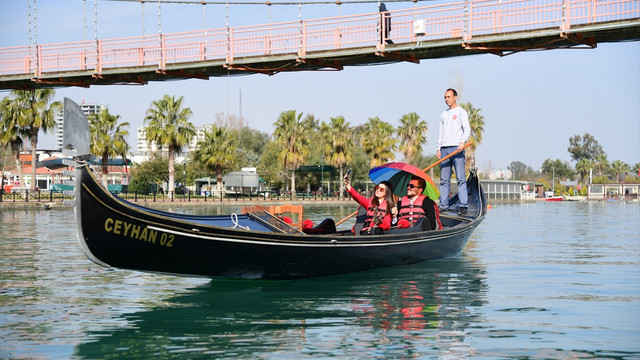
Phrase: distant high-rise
[
  {"left": 132, "top": 125, "right": 211, "bottom": 163},
  {"left": 54, "top": 103, "right": 106, "bottom": 151}
]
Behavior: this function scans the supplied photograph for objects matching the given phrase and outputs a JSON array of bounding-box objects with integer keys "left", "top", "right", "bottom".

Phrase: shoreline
[
  {"left": 3, "top": 197, "right": 635, "bottom": 210},
  {"left": 0, "top": 198, "right": 354, "bottom": 209}
]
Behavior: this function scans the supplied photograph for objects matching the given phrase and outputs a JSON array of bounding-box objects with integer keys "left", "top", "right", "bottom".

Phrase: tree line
[
  {"left": 3, "top": 89, "right": 636, "bottom": 198},
  {"left": 128, "top": 97, "right": 485, "bottom": 196},
  {"left": 507, "top": 133, "right": 640, "bottom": 195}
]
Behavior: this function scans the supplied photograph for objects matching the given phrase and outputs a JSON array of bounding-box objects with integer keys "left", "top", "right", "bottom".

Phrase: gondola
[{"left": 63, "top": 98, "right": 487, "bottom": 279}]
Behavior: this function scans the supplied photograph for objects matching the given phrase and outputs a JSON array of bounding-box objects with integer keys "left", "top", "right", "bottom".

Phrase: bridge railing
[{"left": 0, "top": 0, "right": 637, "bottom": 78}]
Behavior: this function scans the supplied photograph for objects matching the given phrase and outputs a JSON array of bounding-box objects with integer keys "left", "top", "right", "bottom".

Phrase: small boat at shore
[
  {"left": 63, "top": 98, "right": 487, "bottom": 279},
  {"left": 544, "top": 191, "right": 563, "bottom": 202}
]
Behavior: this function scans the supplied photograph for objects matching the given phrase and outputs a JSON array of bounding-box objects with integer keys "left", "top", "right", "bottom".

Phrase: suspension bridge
[{"left": 1, "top": 0, "right": 639, "bottom": 90}]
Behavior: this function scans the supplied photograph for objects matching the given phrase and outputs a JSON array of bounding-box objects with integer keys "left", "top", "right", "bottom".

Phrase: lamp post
[
  {"left": 183, "top": 161, "right": 186, "bottom": 193},
  {"left": 321, "top": 156, "right": 324, "bottom": 196},
  {"left": 552, "top": 163, "right": 555, "bottom": 194}
]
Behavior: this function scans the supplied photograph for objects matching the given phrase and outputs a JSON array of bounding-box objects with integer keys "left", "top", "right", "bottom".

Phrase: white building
[
  {"left": 54, "top": 103, "right": 106, "bottom": 151},
  {"left": 131, "top": 125, "right": 212, "bottom": 164}
]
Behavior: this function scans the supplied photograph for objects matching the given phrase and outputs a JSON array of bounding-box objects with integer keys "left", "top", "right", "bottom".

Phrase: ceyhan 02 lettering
[{"left": 104, "top": 218, "right": 174, "bottom": 248}]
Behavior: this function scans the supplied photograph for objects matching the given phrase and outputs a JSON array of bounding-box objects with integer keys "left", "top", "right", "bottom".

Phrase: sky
[{"left": 1, "top": 0, "right": 639, "bottom": 172}]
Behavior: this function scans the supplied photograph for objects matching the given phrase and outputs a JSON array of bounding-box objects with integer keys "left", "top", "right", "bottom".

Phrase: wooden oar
[
  {"left": 335, "top": 208, "right": 359, "bottom": 226},
  {"left": 423, "top": 142, "right": 473, "bottom": 172},
  {"left": 334, "top": 142, "right": 473, "bottom": 226}
]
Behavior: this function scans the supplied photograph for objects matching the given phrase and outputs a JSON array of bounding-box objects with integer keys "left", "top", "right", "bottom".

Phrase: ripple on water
[{"left": 1, "top": 202, "right": 639, "bottom": 359}]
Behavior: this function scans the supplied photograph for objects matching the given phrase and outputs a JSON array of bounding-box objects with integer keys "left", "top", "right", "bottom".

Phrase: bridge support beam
[
  {"left": 374, "top": 51, "right": 420, "bottom": 64},
  {"left": 296, "top": 58, "right": 343, "bottom": 71},
  {"left": 463, "top": 32, "right": 596, "bottom": 57},
  {"left": 156, "top": 69, "right": 210, "bottom": 80}
]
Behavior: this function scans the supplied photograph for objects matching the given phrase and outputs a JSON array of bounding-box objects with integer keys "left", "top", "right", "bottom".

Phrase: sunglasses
[
  {"left": 407, "top": 184, "right": 422, "bottom": 189},
  {"left": 375, "top": 185, "right": 386, "bottom": 192}
]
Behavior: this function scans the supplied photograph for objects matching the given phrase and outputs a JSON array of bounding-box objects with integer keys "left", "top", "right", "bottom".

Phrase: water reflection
[
  {"left": 73, "top": 258, "right": 487, "bottom": 359},
  {"left": 2, "top": 203, "right": 638, "bottom": 359}
]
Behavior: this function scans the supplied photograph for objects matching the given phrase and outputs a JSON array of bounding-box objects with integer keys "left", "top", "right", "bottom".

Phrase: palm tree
[
  {"left": 575, "top": 158, "right": 593, "bottom": 183},
  {"left": 144, "top": 95, "right": 196, "bottom": 195},
  {"left": 594, "top": 154, "right": 609, "bottom": 177},
  {"left": 361, "top": 117, "right": 397, "bottom": 167},
  {"left": 11, "top": 89, "right": 61, "bottom": 192},
  {"left": 193, "top": 125, "right": 238, "bottom": 196},
  {"left": 460, "top": 102, "right": 484, "bottom": 172},
  {"left": 0, "top": 97, "right": 27, "bottom": 195},
  {"left": 88, "top": 109, "right": 130, "bottom": 186},
  {"left": 320, "top": 116, "right": 353, "bottom": 195},
  {"left": 610, "top": 160, "right": 630, "bottom": 183},
  {"left": 273, "top": 110, "right": 310, "bottom": 195},
  {"left": 396, "top": 112, "right": 428, "bottom": 163}
]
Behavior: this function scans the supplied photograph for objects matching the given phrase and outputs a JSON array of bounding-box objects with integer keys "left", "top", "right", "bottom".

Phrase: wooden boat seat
[
  {"left": 242, "top": 204, "right": 304, "bottom": 232},
  {"left": 241, "top": 205, "right": 274, "bottom": 214},
  {"left": 273, "top": 204, "right": 304, "bottom": 232}
]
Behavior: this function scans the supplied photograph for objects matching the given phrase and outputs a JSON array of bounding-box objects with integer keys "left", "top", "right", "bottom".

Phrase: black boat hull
[{"left": 74, "top": 165, "right": 486, "bottom": 279}]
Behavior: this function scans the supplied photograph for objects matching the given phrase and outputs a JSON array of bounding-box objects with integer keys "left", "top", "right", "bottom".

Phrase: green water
[{"left": 1, "top": 202, "right": 638, "bottom": 359}]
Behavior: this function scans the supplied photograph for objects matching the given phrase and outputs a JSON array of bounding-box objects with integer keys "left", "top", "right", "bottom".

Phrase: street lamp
[{"left": 321, "top": 156, "right": 324, "bottom": 195}]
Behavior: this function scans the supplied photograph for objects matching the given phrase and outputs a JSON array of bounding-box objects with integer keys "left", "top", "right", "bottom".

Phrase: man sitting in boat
[
  {"left": 395, "top": 176, "right": 442, "bottom": 230},
  {"left": 344, "top": 175, "right": 395, "bottom": 235}
]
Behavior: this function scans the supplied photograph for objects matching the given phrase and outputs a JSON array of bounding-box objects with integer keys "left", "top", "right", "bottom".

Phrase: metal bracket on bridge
[
  {"left": 31, "top": 78, "right": 91, "bottom": 88},
  {"left": 225, "top": 59, "right": 344, "bottom": 75},
  {"left": 296, "top": 58, "right": 344, "bottom": 71},
  {"left": 463, "top": 32, "right": 597, "bottom": 57},
  {"left": 374, "top": 51, "right": 420, "bottom": 64},
  {"left": 224, "top": 63, "right": 279, "bottom": 76},
  {"left": 156, "top": 69, "right": 210, "bottom": 80},
  {"left": 561, "top": 32, "right": 597, "bottom": 48},
  {"left": 91, "top": 73, "right": 148, "bottom": 85}
]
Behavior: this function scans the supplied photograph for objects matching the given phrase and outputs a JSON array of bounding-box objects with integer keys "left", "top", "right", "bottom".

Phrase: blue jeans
[{"left": 439, "top": 146, "right": 467, "bottom": 209}]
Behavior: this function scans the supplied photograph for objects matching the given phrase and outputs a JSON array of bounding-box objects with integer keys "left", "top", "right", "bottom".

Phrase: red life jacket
[
  {"left": 398, "top": 195, "right": 443, "bottom": 230},
  {"left": 364, "top": 200, "right": 388, "bottom": 230},
  {"left": 398, "top": 195, "right": 427, "bottom": 225},
  {"left": 433, "top": 203, "right": 443, "bottom": 230}
]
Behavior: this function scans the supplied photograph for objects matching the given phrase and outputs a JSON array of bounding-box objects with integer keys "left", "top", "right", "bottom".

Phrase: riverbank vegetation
[{"left": 2, "top": 90, "right": 639, "bottom": 198}]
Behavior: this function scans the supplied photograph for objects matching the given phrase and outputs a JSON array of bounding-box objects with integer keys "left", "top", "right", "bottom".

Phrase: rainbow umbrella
[{"left": 368, "top": 162, "right": 439, "bottom": 201}]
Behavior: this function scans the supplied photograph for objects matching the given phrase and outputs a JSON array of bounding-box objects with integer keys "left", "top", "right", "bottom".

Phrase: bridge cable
[
  {"left": 268, "top": 1, "right": 272, "bottom": 39},
  {"left": 158, "top": 0, "right": 163, "bottom": 34},
  {"left": 33, "top": 0, "right": 38, "bottom": 46},
  {"left": 202, "top": 2, "right": 207, "bottom": 30},
  {"left": 94, "top": 0, "right": 98, "bottom": 42},
  {"left": 203, "top": 2, "right": 207, "bottom": 49},
  {"left": 27, "top": 0, "right": 32, "bottom": 46},
  {"left": 298, "top": 0, "right": 302, "bottom": 53},
  {"left": 83, "top": 0, "right": 87, "bottom": 42},
  {"left": 141, "top": 0, "right": 146, "bottom": 36},
  {"left": 95, "top": 0, "right": 99, "bottom": 71},
  {"left": 225, "top": 0, "right": 230, "bottom": 58},
  {"left": 463, "top": 0, "right": 468, "bottom": 41}
]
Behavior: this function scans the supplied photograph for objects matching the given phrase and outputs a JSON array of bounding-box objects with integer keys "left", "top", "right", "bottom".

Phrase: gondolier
[{"left": 437, "top": 88, "right": 471, "bottom": 215}]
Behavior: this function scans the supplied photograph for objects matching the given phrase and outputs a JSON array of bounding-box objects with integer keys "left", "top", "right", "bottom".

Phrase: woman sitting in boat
[{"left": 344, "top": 175, "right": 396, "bottom": 235}]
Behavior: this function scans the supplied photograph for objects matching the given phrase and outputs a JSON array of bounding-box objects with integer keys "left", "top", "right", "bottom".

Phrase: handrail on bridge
[{"left": 0, "top": 0, "right": 638, "bottom": 83}]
